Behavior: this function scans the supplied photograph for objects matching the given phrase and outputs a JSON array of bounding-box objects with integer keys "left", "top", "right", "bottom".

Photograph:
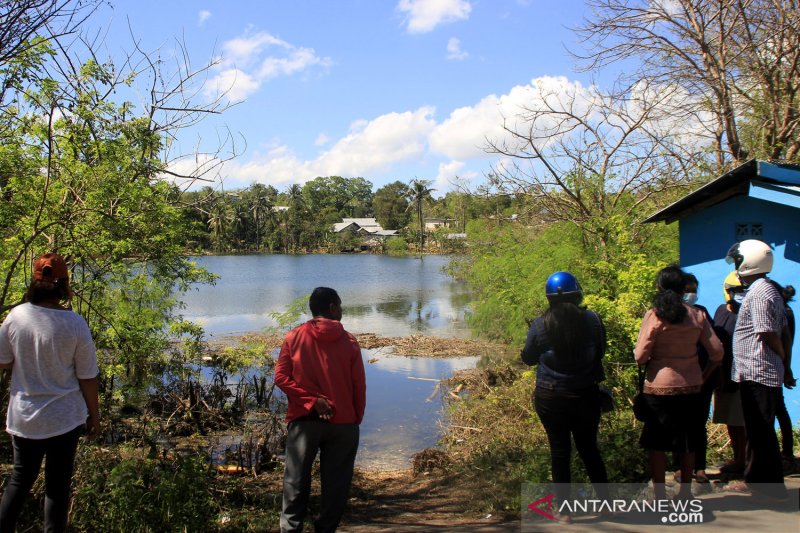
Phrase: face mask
[
  {"left": 733, "top": 291, "right": 747, "bottom": 305},
  {"left": 683, "top": 292, "right": 698, "bottom": 306}
]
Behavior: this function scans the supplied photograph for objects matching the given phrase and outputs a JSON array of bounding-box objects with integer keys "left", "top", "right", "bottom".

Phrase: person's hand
[
  {"left": 85, "top": 415, "right": 101, "bottom": 441},
  {"left": 785, "top": 376, "right": 797, "bottom": 390},
  {"left": 314, "top": 397, "right": 333, "bottom": 420}
]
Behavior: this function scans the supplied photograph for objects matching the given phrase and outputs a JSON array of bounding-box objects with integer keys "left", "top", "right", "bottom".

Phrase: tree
[
  {"left": 373, "top": 180, "right": 411, "bottom": 230},
  {"left": 486, "top": 79, "right": 705, "bottom": 256},
  {"left": 0, "top": 4, "right": 228, "bottom": 397},
  {"left": 576, "top": 0, "right": 800, "bottom": 165},
  {"left": 406, "top": 179, "right": 435, "bottom": 253}
]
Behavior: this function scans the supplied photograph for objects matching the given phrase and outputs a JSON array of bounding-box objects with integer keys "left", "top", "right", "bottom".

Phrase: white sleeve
[
  {"left": 0, "top": 314, "right": 13, "bottom": 364},
  {"left": 73, "top": 315, "right": 98, "bottom": 379}
]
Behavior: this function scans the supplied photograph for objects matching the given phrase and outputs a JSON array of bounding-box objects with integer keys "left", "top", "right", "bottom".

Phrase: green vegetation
[
  {"left": 1, "top": 0, "right": 798, "bottom": 530},
  {"left": 178, "top": 179, "right": 514, "bottom": 254}
]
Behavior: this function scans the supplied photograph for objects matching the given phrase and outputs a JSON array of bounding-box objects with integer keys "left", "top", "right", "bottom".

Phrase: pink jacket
[
  {"left": 634, "top": 305, "right": 723, "bottom": 394},
  {"left": 274, "top": 318, "right": 366, "bottom": 424}
]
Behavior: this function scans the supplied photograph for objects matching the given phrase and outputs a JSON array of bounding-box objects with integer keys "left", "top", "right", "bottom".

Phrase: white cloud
[
  {"left": 446, "top": 37, "right": 468, "bottom": 60},
  {"left": 432, "top": 160, "right": 477, "bottom": 193},
  {"left": 429, "top": 76, "right": 593, "bottom": 159},
  {"left": 198, "top": 10, "right": 211, "bottom": 26},
  {"left": 208, "top": 68, "right": 260, "bottom": 102},
  {"left": 195, "top": 74, "right": 715, "bottom": 194},
  {"left": 203, "top": 107, "right": 438, "bottom": 188},
  {"left": 206, "top": 30, "right": 331, "bottom": 101},
  {"left": 398, "top": 0, "right": 472, "bottom": 33}
]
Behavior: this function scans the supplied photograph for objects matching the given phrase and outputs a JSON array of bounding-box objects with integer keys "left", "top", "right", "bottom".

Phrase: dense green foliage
[{"left": 178, "top": 179, "right": 514, "bottom": 254}]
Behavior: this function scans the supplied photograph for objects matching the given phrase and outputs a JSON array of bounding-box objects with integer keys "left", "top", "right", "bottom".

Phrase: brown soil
[
  {"left": 341, "top": 468, "right": 518, "bottom": 532},
  {"left": 222, "top": 332, "right": 514, "bottom": 359}
]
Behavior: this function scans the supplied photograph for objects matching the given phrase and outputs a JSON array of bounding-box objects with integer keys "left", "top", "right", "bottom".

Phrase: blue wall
[{"left": 677, "top": 192, "right": 800, "bottom": 423}]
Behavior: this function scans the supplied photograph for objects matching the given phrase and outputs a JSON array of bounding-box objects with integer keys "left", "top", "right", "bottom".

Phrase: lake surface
[
  {"left": 180, "top": 254, "right": 477, "bottom": 468},
  {"left": 181, "top": 254, "right": 471, "bottom": 339}
]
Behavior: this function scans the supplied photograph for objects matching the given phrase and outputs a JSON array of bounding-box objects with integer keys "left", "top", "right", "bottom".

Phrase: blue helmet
[{"left": 545, "top": 271, "right": 582, "bottom": 301}]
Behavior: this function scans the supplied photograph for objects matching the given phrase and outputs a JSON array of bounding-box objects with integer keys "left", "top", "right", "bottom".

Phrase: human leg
[
  {"left": 694, "top": 384, "right": 714, "bottom": 475},
  {"left": 281, "top": 421, "right": 323, "bottom": 533},
  {"left": 0, "top": 435, "right": 46, "bottom": 533},
  {"left": 315, "top": 424, "right": 359, "bottom": 533},
  {"left": 571, "top": 393, "right": 608, "bottom": 499},
  {"left": 649, "top": 451, "right": 668, "bottom": 501},
  {"left": 42, "top": 426, "right": 81, "bottom": 533},
  {"left": 775, "top": 389, "right": 793, "bottom": 458},
  {"left": 739, "top": 381, "right": 786, "bottom": 498},
  {"left": 535, "top": 388, "right": 573, "bottom": 504}
]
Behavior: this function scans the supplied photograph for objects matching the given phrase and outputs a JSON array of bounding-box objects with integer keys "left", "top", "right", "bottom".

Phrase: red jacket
[{"left": 274, "top": 318, "right": 366, "bottom": 424}]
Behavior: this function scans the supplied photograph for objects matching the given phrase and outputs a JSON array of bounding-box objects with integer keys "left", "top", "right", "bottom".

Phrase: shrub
[{"left": 71, "top": 447, "right": 216, "bottom": 532}]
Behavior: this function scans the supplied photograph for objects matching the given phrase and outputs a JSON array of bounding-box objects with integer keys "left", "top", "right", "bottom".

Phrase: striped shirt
[{"left": 732, "top": 277, "right": 787, "bottom": 387}]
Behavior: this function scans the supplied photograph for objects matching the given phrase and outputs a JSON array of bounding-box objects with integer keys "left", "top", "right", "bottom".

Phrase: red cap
[{"left": 33, "top": 253, "right": 69, "bottom": 283}]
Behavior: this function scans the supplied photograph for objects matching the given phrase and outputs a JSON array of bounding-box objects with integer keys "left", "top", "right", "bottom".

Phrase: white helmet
[{"left": 725, "top": 239, "right": 774, "bottom": 276}]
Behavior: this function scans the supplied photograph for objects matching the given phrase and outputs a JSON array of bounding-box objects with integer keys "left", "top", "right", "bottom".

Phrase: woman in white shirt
[{"left": 0, "top": 253, "right": 100, "bottom": 533}]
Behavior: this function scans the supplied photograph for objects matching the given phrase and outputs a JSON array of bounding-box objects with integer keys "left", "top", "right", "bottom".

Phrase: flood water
[
  {"left": 180, "top": 254, "right": 477, "bottom": 468},
  {"left": 181, "top": 254, "right": 471, "bottom": 339}
]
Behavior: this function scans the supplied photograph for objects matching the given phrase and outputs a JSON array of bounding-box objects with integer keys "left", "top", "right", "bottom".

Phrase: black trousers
[
  {"left": 281, "top": 420, "right": 359, "bottom": 533},
  {"left": 0, "top": 425, "right": 82, "bottom": 533},
  {"left": 775, "top": 388, "right": 793, "bottom": 456},
  {"left": 739, "top": 381, "right": 787, "bottom": 498},
  {"left": 534, "top": 386, "right": 608, "bottom": 503}
]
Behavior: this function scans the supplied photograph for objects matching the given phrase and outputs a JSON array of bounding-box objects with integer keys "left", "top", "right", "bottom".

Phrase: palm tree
[
  {"left": 249, "top": 185, "right": 273, "bottom": 251},
  {"left": 207, "top": 201, "right": 231, "bottom": 253},
  {"left": 406, "top": 179, "right": 435, "bottom": 254},
  {"left": 286, "top": 184, "right": 305, "bottom": 252}
]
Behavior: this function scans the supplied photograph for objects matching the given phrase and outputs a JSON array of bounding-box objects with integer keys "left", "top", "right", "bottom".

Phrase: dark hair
[
  {"left": 653, "top": 265, "right": 687, "bottom": 324},
  {"left": 684, "top": 272, "right": 698, "bottom": 289},
  {"left": 25, "top": 279, "right": 71, "bottom": 304},
  {"left": 782, "top": 284, "right": 795, "bottom": 303},
  {"left": 309, "top": 287, "right": 340, "bottom": 317},
  {"left": 543, "top": 297, "right": 589, "bottom": 363}
]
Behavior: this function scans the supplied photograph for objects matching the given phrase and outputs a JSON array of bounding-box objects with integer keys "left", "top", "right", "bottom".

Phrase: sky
[{"left": 93, "top": 0, "right": 609, "bottom": 197}]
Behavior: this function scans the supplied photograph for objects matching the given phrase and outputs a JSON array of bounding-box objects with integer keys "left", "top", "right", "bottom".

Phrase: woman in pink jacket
[{"left": 634, "top": 266, "right": 723, "bottom": 500}]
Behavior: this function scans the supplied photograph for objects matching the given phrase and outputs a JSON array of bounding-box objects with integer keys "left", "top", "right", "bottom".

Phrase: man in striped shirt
[{"left": 728, "top": 239, "right": 790, "bottom": 502}]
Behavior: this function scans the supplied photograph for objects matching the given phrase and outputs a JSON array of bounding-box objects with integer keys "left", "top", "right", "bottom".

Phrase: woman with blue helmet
[{"left": 522, "top": 271, "right": 609, "bottom": 522}]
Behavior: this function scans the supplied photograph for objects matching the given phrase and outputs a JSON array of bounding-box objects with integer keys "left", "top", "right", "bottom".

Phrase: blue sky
[{"left": 96, "top": 0, "right": 605, "bottom": 196}]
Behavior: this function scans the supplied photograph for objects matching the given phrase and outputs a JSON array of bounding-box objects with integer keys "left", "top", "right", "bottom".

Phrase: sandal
[{"left": 723, "top": 481, "right": 750, "bottom": 493}]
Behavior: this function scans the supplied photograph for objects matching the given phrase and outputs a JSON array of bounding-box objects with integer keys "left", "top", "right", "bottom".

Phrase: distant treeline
[{"left": 178, "top": 176, "right": 519, "bottom": 254}]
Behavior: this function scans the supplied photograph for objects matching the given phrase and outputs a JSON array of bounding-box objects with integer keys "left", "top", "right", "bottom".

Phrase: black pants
[
  {"left": 739, "top": 381, "right": 787, "bottom": 498},
  {"left": 534, "top": 386, "right": 608, "bottom": 503},
  {"left": 671, "top": 380, "right": 714, "bottom": 471},
  {"left": 281, "top": 420, "right": 359, "bottom": 533},
  {"left": 0, "top": 425, "right": 82, "bottom": 533},
  {"left": 775, "top": 388, "right": 793, "bottom": 457}
]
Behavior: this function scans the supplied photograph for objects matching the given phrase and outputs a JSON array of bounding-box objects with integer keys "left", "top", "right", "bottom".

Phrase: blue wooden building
[{"left": 645, "top": 159, "right": 800, "bottom": 421}]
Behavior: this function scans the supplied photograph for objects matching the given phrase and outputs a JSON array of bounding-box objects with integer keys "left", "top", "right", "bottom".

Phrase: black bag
[
  {"left": 632, "top": 364, "right": 652, "bottom": 422},
  {"left": 598, "top": 384, "right": 614, "bottom": 413}
]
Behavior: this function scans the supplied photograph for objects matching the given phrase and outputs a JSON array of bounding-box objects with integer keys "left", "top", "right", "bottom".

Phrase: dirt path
[{"left": 340, "top": 469, "right": 519, "bottom": 532}]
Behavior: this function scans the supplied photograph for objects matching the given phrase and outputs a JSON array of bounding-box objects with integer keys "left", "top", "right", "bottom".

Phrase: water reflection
[
  {"left": 181, "top": 255, "right": 471, "bottom": 338},
  {"left": 357, "top": 350, "right": 479, "bottom": 469}
]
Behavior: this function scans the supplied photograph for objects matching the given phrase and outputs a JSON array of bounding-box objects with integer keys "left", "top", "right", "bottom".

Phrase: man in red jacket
[{"left": 274, "top": 287, "right": 367, "bottom": 533}]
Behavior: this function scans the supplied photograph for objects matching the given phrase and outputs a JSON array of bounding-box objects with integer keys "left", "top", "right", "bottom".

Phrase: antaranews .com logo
[
  {"left": 522, "top": 482, "right": 798, "bottom": 529},
  {"left": 527, "top": 491, "right": 703, "bottom": 525}
]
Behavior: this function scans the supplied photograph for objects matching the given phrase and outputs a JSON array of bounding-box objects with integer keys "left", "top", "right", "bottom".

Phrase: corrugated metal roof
[{"left": 644, "top": 160, "right": 800, "bottom": 224}]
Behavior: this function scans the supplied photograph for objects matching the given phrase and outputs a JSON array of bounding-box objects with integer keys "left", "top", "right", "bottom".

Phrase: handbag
[
  {"left": 598, "top": 384, "right": 614, "bottom": 413},
  {"left": 632, "top": 364, "right": 652, "bottom": 422}
]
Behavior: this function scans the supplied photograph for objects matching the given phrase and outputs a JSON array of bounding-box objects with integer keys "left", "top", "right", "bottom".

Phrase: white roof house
[{"left": 333, "top": 218, "right": 399, "bottom": 236}]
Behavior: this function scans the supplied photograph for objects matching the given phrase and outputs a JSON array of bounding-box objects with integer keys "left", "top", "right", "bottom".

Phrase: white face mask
[
  {"left": 733, "top": 291, "right": 747, "bottom": 305},
  {"left": 683, "top": 292, "right": 698, "bottom": 306}
]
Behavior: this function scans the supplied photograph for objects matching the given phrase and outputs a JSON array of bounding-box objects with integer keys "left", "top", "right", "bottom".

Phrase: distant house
[
  {"left": 423, "top": 217, "right": 454, "bottom": 231},
  {"left": 645, "top": 159, "right": 800, "bottom": 349},
  {"left": 332, "top": 218, "right": 399, "bottom": 248}
]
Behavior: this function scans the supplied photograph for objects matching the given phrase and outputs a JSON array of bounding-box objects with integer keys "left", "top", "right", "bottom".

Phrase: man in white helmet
[{"left": 727, "top": 239, "right": 789, "bottom": 502}]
